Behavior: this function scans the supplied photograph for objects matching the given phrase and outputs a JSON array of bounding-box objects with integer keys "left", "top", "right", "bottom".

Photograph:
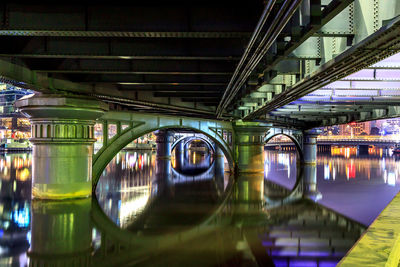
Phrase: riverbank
[{"left": 338, "top": 191, "right": 400, "bottom": 266}]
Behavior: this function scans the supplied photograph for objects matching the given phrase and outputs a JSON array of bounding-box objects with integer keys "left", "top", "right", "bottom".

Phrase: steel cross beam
[
  {"left": 0, "top": 54, "right": 241, "bottom": 61},
  {"left": 245, "top": 15, "right": 400, "bottom": 120},
  {"left": 217, "top": 0, "right": 303, "bottom": 117},
  {"left": 217, "top": 0, "right": 354, "bottom": 117},
  {"left": 0, "top": 31, "right": 251, "bottom": 38},
  {"left": 0, "top": 2, "right": 267, "bottom": 114}
]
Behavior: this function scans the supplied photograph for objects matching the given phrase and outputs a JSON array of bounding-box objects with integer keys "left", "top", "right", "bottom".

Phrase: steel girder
[
  {"left": 231, "top": 0, "right": 400, "bottom": 129},
  {"left": 92, "top": 110, "right": 235, "bottom": 186},
  {"left": 0, "top": 2, "right": 263, "bottom": 116}
]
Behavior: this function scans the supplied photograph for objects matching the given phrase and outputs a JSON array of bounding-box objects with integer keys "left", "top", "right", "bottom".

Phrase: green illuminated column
[
  {"left": 15, "top": 94, "right": 108, "bottom": 199},
  {"left": 28, "top": 199, "right": 92, "bottom": 266},
  {"left": 234, "top": 123, "right": 269, "bottom": 174}
]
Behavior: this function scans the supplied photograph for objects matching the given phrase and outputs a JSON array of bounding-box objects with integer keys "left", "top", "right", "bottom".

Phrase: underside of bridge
[
  {"left": 6, "top": 1, "right": 400, "bottom": 201},
  {"left": 6, "top": 2, "right": 400, "bottom": 266},
  {"left": 2, "top": 0, "right": 400, "bottom": 130}
]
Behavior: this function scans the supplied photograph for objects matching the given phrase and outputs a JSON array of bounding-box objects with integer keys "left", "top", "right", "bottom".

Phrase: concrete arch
[
  {"left": 171, "top": 135, "right": 215, "bottom": 153},
  {"left": 92, "top": 111, "right": 234, "bottom": 189},
  {"left": 264, "top": 132, "right": 304, "bottom": 161}
]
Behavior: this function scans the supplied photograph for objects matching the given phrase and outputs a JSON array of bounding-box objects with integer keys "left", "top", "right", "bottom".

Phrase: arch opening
[
  {"left": 94, "top": 127, "right": 234, "bottom": 232},
  {"left": 171, "top": 136, "right": 215, "bottom": 176},
  {"left": 264, "top": 134, "right": 303, "bottom": 199},
  {"left": 93, "top": 126, "right": 234, "bottom": 189}
]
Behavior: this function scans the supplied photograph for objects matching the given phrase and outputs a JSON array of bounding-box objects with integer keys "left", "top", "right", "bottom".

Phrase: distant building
[
  {"left": 320, "top": 125, "right": 339, "bottom": 136},
  {"left": 334, "top": 122, "right": 371, "bottom": 136},
  {"left": 0, "top": 84, "right": 33, "bottom": 139},
  {"left": 370, "top": 127, "right": 380, "bottom": 135},
  {"left": 352, "top": 121, "right": 371, "bottom": 135},
  {"left": 381, "top": 119, "right": 400, "bottom": 135}
]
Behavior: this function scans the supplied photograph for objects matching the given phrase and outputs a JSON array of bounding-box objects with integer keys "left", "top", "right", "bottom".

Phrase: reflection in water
[
  {"left": 29, "top": 199, "right": 92, "bottom": 266},
  {"left": 96, "top": 151, "right": 157, "bottom": 228},
  {"left": 265, "top": 146, "right": 400, "bottom": 225},
  {"left": 318, "top": 146, "right": 400, "bottom": 225},
  {"left": 96, "top": 150, "right": 229, "bottom": 235},
  {"left": 264, "top": 149, "right": 298, "bottom": 190},
  {"left": 0, "top": 153, "right": 32, "bottom": 267},
  {"left": 1, "top": 144, "right": 398, "bottom": 266}
]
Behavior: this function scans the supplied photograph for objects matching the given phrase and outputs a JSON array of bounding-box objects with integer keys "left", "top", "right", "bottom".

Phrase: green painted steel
[
  {"left": 15, "top": 95, "right": 108, "bottom": 199},
  {"left": 92, "top": 111, "right": 235, "bottom": 187},
  {"left": 264, "top": 128, "right": 304, "bottom": 161},
  {"left": 233, "top": 122, "right": 270, "bottom": 174},
  {"left": 171, "top": 135, "right": 215, "bottom": 153}
]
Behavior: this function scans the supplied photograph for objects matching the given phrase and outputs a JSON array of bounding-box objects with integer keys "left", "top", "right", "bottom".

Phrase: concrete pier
[
  {"left": 15, "top": 94, "right": 107, "bottom": 199},
  {"left": 234, "top": 123, "right": 269, "bottom": 174},
  {"left": 302, "top": 129, "right": 321, "bottom": 200},
  {"left": 155, "top": 130, "right": 173, "bottom": 160},
  {"left": 303, "top": 129, "right": 319, "bottom": 165}
]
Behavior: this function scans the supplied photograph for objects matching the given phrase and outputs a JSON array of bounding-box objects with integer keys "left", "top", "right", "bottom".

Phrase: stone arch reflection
[
  {"left": 172, "top": 137, "right": 214, "bottom": 176},
  {"left": 264, "top": 134, "right": 301, "bottom": 193}
]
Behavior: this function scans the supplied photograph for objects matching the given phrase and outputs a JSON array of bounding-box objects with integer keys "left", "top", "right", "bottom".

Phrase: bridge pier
[
  {"left": 303, "top": 129, "right": 319, "bottom": 165},
  {"left": 174, "top": 139, "right": 185, "bottom": 170},
  {"left": 155, "top": 130, "right": 173, "bottom": 159},
  {"left": 302, "top": 129, "right": 321, "bottom": 200},
  {"left": 215, "top": 145, "right": 224, "bottom": 159},
  {"left": 16, "top": 94, "right": 107, "bottom": 199},
  {"left": 234, "top": 123, "right": 269, "bottom": 174},
  {"left": 214, "top": 145, "right": 225, "bottom": 172},
  {"left": 155, "top": 130, "right": 172, "bottom": 187}
]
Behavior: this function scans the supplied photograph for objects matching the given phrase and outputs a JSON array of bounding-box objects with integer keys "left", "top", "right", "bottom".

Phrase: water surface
[{"left": 1, "top": 145, "right": 396, "bottom": 266}]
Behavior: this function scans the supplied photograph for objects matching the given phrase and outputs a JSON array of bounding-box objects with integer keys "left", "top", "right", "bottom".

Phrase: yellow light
[{"left": 17, "top": 168, "right": 30, "bottom": 181}]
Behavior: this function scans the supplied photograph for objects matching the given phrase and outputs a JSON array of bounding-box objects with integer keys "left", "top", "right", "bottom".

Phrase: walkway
[{"left": 339, "top": 192, "right": 400, "bottom": 266}]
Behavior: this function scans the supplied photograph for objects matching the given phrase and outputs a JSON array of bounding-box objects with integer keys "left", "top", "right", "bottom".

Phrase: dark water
[
  {"left": 264, "top": 146, "right": 400, "bottom": 225},
  {"left": 0, "top": 146, "right": 397, "bottom": 266}
]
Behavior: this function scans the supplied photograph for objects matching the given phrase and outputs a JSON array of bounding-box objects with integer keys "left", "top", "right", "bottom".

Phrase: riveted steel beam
[
  {"left": 0, "top": 54, "right": 241, "bottom": 61},
  {"left": 246, "top": 15, "right": 400, "bottom": 119},
  {"left": 0, "top": 30, "right": 252, "bottom": 38}
]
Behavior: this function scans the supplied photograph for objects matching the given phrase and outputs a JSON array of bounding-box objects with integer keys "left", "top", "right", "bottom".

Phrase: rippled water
[{"left": 1, "top": 146, "right": 398, "bottom": 266}]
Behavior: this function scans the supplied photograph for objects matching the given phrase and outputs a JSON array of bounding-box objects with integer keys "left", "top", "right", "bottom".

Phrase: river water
[{"left": 0, "top": 145, "right": 399, "bottom": 266}]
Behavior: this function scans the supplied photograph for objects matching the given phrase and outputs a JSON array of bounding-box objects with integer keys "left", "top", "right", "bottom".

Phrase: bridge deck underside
[
  {"left": 0, "top": 1, "right": 264, "bottom": 119},
  {"left": 270, "top": 52, "right": 400, "bottom": 127},
  {"left": 1, "top": 1, "right": 400, "bottom": 129}
]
